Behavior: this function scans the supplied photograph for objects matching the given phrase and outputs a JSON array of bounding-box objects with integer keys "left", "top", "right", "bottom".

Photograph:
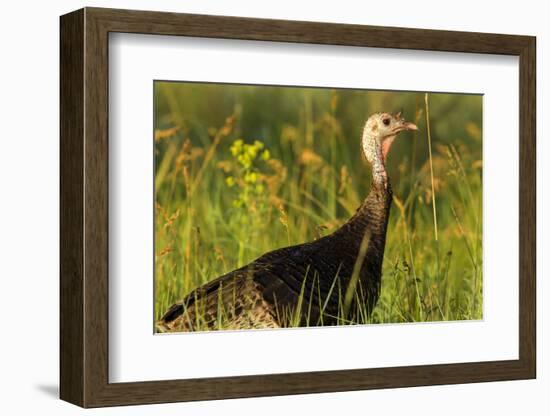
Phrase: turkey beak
[{"left": 397, "top": 120, "right": 418, "bottom": 133}]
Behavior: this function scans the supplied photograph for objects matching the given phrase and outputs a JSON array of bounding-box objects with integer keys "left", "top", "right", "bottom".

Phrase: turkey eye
[{"left": 383, "top": 118, "right": 390, "bottom": 126}]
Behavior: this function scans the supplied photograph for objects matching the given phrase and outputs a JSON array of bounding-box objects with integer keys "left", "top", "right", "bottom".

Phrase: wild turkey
[{"left": 157, "top": 112, "right": 417, "bottom": 332}]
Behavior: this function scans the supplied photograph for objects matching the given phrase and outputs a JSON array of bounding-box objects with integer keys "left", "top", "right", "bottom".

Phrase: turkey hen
[{"left": 157, "top": 112, "right": 417, "bottom": 332}]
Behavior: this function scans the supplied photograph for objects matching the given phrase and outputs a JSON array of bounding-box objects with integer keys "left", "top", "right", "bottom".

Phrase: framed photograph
[{"left": 60, "top": 7, "right": 536, "bottom": 408}]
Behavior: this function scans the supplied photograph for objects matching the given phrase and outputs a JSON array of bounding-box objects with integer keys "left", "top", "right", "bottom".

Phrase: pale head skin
[{"left": 361, "top": 112, "right": 418, "bottom": 188}]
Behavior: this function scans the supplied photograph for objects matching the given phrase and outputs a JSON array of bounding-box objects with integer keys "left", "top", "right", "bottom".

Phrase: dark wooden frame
[{"left": 60, "top": 7, "right": 536, "bottom": 408}]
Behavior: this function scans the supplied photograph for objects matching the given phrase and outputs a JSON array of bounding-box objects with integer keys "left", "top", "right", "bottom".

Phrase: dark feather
[{"left": 157, "top": 182, "right": 392, "bottom": 332}]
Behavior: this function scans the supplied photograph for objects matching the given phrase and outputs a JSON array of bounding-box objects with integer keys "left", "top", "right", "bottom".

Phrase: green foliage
[
  {"left": 225, "top": 139, "right": 270, "bottom": 209},
  {"left": 154, "top": 82, "right": 483, "bottom": 328},
  {"left": 220, "top": 138, "right": 276, "bottom": 264}
]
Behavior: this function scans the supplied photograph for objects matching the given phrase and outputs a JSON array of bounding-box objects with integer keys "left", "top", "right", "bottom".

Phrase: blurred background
[{"left": 154, "top": 82, "right": 482, "bottom": 326}]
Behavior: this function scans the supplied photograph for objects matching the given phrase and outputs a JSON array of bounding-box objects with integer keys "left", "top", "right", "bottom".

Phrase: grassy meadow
[{"left": 154, "top": 82, "right": 483, "bottom": 328}]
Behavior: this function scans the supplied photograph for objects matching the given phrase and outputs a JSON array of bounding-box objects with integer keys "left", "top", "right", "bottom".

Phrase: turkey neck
[
  {"left": 332, "top": 137, "right": 393, "bottom": 267},
  {"left": 337, "top": 181, "right": 392, "bottom": 253}
]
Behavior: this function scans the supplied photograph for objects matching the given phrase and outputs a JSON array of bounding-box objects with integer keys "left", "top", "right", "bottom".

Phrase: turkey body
[{"left": 156, "top": 183, "right": 392, "bottom": 332}]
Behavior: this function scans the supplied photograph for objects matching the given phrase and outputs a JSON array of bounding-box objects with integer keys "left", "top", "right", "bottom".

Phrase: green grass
[{"left": 154, "top": 82, "right": 483, "bottom": 329}]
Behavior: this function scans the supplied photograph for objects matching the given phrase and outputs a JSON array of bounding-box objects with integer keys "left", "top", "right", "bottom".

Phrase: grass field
[{"left": 154, "top": 82, "right": 483, "bottom": 329}]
